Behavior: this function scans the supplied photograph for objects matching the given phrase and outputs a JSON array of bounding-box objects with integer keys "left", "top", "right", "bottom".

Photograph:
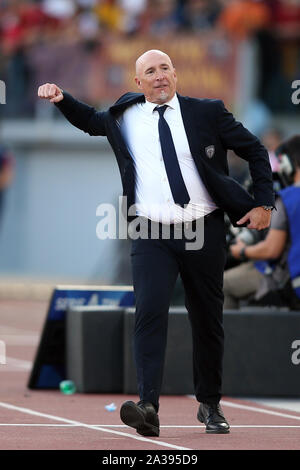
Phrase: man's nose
[{"left": 155, "top": 71, "right": 164, "bottom": 80}]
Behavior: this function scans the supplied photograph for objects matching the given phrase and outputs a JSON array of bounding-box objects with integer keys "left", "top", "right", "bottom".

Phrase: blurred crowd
[
  {"left": 0, "top": 0, "right": 300, "bottom": 117},
  {"left": 0, "top": 0, "right": 300, "bottom": 118},
  {"left": 1, "top": 0, "right": 300, "bottom": 47},
  {"left": 1, "top": 0, "right": 300, "bottom": 42}
]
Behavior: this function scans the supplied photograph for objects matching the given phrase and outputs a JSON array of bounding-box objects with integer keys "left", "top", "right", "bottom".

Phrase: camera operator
[{"left": 224, "top": 135, "right": 300, "bottom": 310}]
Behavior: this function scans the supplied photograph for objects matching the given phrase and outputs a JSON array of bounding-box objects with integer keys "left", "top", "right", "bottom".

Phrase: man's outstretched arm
[{"left": 37, "top": 83, "right": 106, "bottom": 136}]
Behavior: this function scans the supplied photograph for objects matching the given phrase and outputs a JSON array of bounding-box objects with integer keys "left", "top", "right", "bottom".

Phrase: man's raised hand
[{"left": 37, "top": 83, "right": 64, "bottom": 103}]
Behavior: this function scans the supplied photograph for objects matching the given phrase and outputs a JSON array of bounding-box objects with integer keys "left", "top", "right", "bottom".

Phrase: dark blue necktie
[{"left": 155, "top": 105, "right": 190, "bottom": 207}]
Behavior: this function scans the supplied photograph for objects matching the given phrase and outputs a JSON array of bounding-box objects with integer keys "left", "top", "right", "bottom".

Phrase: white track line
[
  {"left": 0, "top": 402, "right": 190, "bottom": 451},
  {"left": 0, "top": 335, "right": 39, "bottom": 346},
  {"left": 187, "top": 396, "right": 300, "bottom": 422},
  {"left": 0, "top": 326, "right": 39, "bottom": 336},
  {"left": 0, "top": 423, "right": 300, "bottom": 428},
  {"left": 0, "top": 357, "right": 32, "bottom": 371},
  {"left": 221, "top": 400, "right": 300, "bottom": 421}
]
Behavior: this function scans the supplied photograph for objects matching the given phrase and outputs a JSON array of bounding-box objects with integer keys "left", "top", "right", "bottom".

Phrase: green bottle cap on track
[{"left": 59, "top": 380, "right": 76, "bottom": 395}]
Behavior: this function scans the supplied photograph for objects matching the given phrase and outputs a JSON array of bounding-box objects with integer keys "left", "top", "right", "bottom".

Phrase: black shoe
[
  {"left": 197, "top": 402, "right": 230, "bottom": 434},
  {"left": 120, "top": 400, "right": 160, "bottom": 437}
]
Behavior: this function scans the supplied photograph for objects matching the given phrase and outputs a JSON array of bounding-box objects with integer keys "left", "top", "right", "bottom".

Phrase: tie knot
[{"left": 155, "top": 104, "right": 168, "bottom": 117}]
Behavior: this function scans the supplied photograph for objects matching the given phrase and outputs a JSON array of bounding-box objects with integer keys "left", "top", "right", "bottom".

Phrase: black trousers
[{"left": 130, "top": 209, "right": 227, "bottom": 410}]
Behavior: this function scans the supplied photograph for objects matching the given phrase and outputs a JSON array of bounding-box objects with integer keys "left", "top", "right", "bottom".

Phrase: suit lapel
[
  {"left": 107, "top": 93, "right": 145, "bottom": 162},
  {"left": 177, "top": 94, "right": 200, "bottom": 157},
  {"left": 109, "top": 92, "right": 145, "bottom": 114},
  {"left": 177, "top": 94, "right": 209, "bottom": 187}
]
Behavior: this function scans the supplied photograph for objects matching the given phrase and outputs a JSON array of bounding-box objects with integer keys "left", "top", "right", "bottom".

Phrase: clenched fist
[{"left": 37, "top": 83, "right": 64, "bottom": 103}]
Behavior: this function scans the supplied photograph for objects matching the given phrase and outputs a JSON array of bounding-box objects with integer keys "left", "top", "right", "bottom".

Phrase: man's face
[{"left": 135, "top": 52, "right": 177, "bottom": 104}]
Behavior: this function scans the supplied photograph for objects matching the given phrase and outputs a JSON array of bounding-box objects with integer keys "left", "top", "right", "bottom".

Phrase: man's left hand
[
  {"left": 236, "top": 207, "right": 272, "bottom": 230},
  {"left": 230, "top": 238, "right": 246, "bottom": 259}
]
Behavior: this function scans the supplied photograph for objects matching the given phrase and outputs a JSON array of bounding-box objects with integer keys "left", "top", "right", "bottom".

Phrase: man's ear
[{"left": 135, "top": 76, "right": 141, "bottom": 89}]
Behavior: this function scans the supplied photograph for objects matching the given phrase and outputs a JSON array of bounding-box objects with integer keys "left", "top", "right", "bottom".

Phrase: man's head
[{"left": 135, "top": 49, "right": 177, "bottom": 104}]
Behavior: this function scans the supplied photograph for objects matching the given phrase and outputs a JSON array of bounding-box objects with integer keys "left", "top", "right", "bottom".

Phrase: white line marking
[
  {"left": 0, "top": 326, "right": 39, "bottom": 336},
  {"left": 250, "top": 398, "right": 300, "bottom": 414},
  {"left": 0, "top": 335, "right": 39, "bottom": 346},
  {"left": 223, "top": 425, "right": 300, "bottom": 428},
  {"left": 0, "top": 357, "right": 32, "bottom": 371},
  {"left": 0, "top": 424, "right": 300, "bottom": 428},
  {"left": 187, "top": 395, "right": 300, "bottom": 421},
  {"left": 0, "top": 402, "right": 190, "bottom": 450},
  {"left": 221, "top": 400, "right": 300, "bottom": 421}
]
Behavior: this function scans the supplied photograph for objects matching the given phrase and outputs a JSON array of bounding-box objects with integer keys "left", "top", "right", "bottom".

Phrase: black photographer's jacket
[{"left": 56, "top": 91, "right": 275, "bottom": 226}]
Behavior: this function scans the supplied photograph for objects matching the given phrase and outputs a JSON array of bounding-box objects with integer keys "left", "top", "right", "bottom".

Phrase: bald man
[{"left": 38, "top": 49, "right": 274, "bottom": 436}]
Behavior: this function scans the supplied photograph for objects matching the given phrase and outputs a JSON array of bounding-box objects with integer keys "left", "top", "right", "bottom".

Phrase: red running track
[{"left": 0, "top": 300, "right": 300, "bottom": 450}]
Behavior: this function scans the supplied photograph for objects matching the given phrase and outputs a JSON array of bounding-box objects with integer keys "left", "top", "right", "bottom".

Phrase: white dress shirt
[{"left": 120, "top": 93, "right": 218, "bottom": 223}]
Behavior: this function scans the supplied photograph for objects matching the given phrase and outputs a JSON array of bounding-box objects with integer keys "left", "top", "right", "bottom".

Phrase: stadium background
[{"left": 0, "top": 0, "right": 300, "bottom": 296}]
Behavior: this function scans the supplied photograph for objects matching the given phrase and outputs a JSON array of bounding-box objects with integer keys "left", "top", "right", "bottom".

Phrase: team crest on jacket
[{"left": 205, "top": 145, "right": 215, "bottom": 159}]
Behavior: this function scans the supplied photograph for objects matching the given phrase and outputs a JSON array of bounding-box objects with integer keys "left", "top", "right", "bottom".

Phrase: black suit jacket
[{"left": 56, "top": 91, "right": 275, "bottom": 226}]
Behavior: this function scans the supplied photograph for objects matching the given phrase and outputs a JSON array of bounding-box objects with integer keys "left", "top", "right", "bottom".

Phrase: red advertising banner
[{"left": 29, "top": 34, "right": 238, "bottom": 109}]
